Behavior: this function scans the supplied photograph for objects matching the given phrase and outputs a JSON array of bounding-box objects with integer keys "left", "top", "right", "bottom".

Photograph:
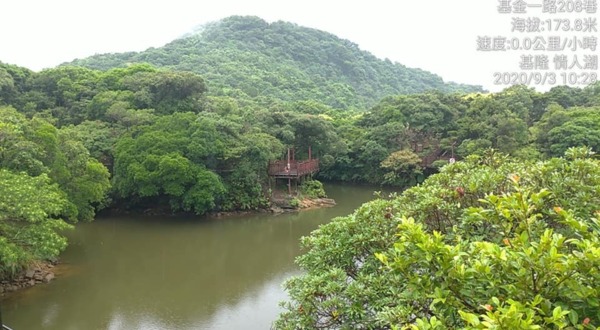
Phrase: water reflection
[{"left": 1, "top": 184, "right": 385, "bottom": 329}]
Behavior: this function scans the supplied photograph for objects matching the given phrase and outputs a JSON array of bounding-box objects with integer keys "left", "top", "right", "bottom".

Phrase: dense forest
[
  {"left": 1, "top": 14, "right": 600, "bottom": 328},
  {"left": 67, "top": 16, "right": 483, "bottom": 109}
]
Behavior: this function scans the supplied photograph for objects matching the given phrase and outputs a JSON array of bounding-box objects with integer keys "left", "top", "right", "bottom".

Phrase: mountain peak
[{"left": 67, "top": 15, "right": 483, "bottom": 108}]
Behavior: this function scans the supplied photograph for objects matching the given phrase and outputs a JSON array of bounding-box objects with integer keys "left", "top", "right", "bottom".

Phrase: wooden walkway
[{"left": 268, "top": 159, "right": 319, "bottom": 178}]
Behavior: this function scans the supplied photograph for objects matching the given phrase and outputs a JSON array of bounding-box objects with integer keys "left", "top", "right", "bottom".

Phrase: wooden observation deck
[
  {"left": 268, "top": 148, "right": 319, "bottom": 194},
  {"left": 268, "top": 159, "right": 319, "bottom": 178}
]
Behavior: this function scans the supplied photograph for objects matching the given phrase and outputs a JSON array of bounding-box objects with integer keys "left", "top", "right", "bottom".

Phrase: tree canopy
[
  {"left": 0, "top": 106, "right": 110, "bottom": 222},
  {"left": 276, "top": 148, "right": 600, "bottom": 329},
  {"left": 0, "top": 169, "right": 72, "bottom": 277},
  {"left": 66, "top": 16, "right": 483, "bottom": 110}
]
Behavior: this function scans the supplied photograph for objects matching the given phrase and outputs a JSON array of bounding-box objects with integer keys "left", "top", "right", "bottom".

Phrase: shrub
[
  {"left": 300, "top": 179, "right": 327, "bottom": 198},
  {"left": 289, "top": 197, "right": 300, "bottom": 209},
  {"left": 276, "top": 147, "right": 600, "bottom": 329}
]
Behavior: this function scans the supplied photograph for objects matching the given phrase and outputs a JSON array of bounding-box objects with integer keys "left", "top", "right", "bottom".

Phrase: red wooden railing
[{"left": 268, "top": 159, "right": 319, "bottom": 177}]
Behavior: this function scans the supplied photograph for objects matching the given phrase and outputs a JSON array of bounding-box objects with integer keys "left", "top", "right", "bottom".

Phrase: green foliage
[
  {"left": 300, "top": 179, "right": 327, "bottom": 199},
  {"left": 67, "top": 16, "right": 482, "bottom": 109},
  {"left": 0, "top": 62, "right": 32, "bottom": 106},
  {"left": 380, "top": 149, "right": 423, "bottom": 186},
  {"left": 322, "top": 83, "right": 598, "bottom": 184},
  {"left": 277, "top": 197, "right": 403, "bottom": 329},
  {"left": 112, "top": 112, "right": 286, "bottom": 214},
  {"left": 0, "top": 169, "right": 73, "bottom": 277},
  {"left": 0, "top": 107, "right": 111, "bottom": 222},
  {"left": 221, "top": 132, "right": 284, "bottom": 211},
  {"left": 534, "top": 105, "right": 600, "bottom": 157},
  {"left": 1, "top": 63, "right": 204, "bottom": 127},
  {"left": 119, "top": 70, "right": 206, "bottom": 115},
  {"left": 23, "top": 66, "right": 99, "bottom": 125},
  {"left": 1, "top": 27, "right": 599, "bottom": 226},
  {"left": 252, "top": 110, "right": 347, "bottom": 160},
  {"left": 52, "top": 130, "right": 112, "bottom": 221},
  {"left": 60, "top": 120, "right": 123, "bottom": 166},
  {"left": 113, "top": 113, "right": 223, "bottom": 214},
  {"left": 289, "top": 198, "right": 300, "bottom": 209},
  {"left": 276, "top": 149, "right": 600, "bottom": 329},
  {"left": 5, "top": 33, "right": 600, "bottom": 192}
]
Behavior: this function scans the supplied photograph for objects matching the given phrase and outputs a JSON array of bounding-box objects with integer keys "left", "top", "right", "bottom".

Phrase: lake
[{"left": 1, "top": 184, "right": 388, "bottom": 329}]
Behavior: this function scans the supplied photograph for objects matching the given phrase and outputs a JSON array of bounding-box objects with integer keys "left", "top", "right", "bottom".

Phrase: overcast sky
[{"left": 1, "top": 0, "right": 597, "bottom": 92}]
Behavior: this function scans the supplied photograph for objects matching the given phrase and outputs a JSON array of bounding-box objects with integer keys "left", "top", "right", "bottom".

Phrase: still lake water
[{"left": 2, "top": 184, "right": 387, "bottom": 330}]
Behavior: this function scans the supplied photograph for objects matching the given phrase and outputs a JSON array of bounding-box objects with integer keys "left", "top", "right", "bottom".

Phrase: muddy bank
[
  {"left": 208, "top": 208, "right": 272, "bottom": 218},
  {"left": 0, "top": 261, "right": 57, "bottom": 295},
  {"left": 210, "top": 198, "right": 336, "bottom": 216},
  {"left": 270, "top": 197, "right": 336, "bottom": 212},
  {"left": 298, "top": 197, "right": 336, "bottom": 209}
]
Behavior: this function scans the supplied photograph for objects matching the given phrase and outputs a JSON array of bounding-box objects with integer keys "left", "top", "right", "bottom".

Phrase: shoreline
[
  {"left": 297, "top": 197, "right": 337, "bottom": 210},
  {"left": 1, "top": 197, "right": 336, "bottom": 295},
  {"left": 211, "top": 197, "right": 337, "bottom": 217},
  {"left": 0, "top": 261, "right": 57, "bottom": 296},
  {"left": 101, "top": 196, "right": 337, "bottom": 218}
]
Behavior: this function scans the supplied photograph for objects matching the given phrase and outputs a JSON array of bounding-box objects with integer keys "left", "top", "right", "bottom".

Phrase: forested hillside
[
  {"left": 67, "top": 16, "right": 483, "bottom": 109},
  {"left": 1, "top": 57, "right": 598, "bottom": 255}
]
